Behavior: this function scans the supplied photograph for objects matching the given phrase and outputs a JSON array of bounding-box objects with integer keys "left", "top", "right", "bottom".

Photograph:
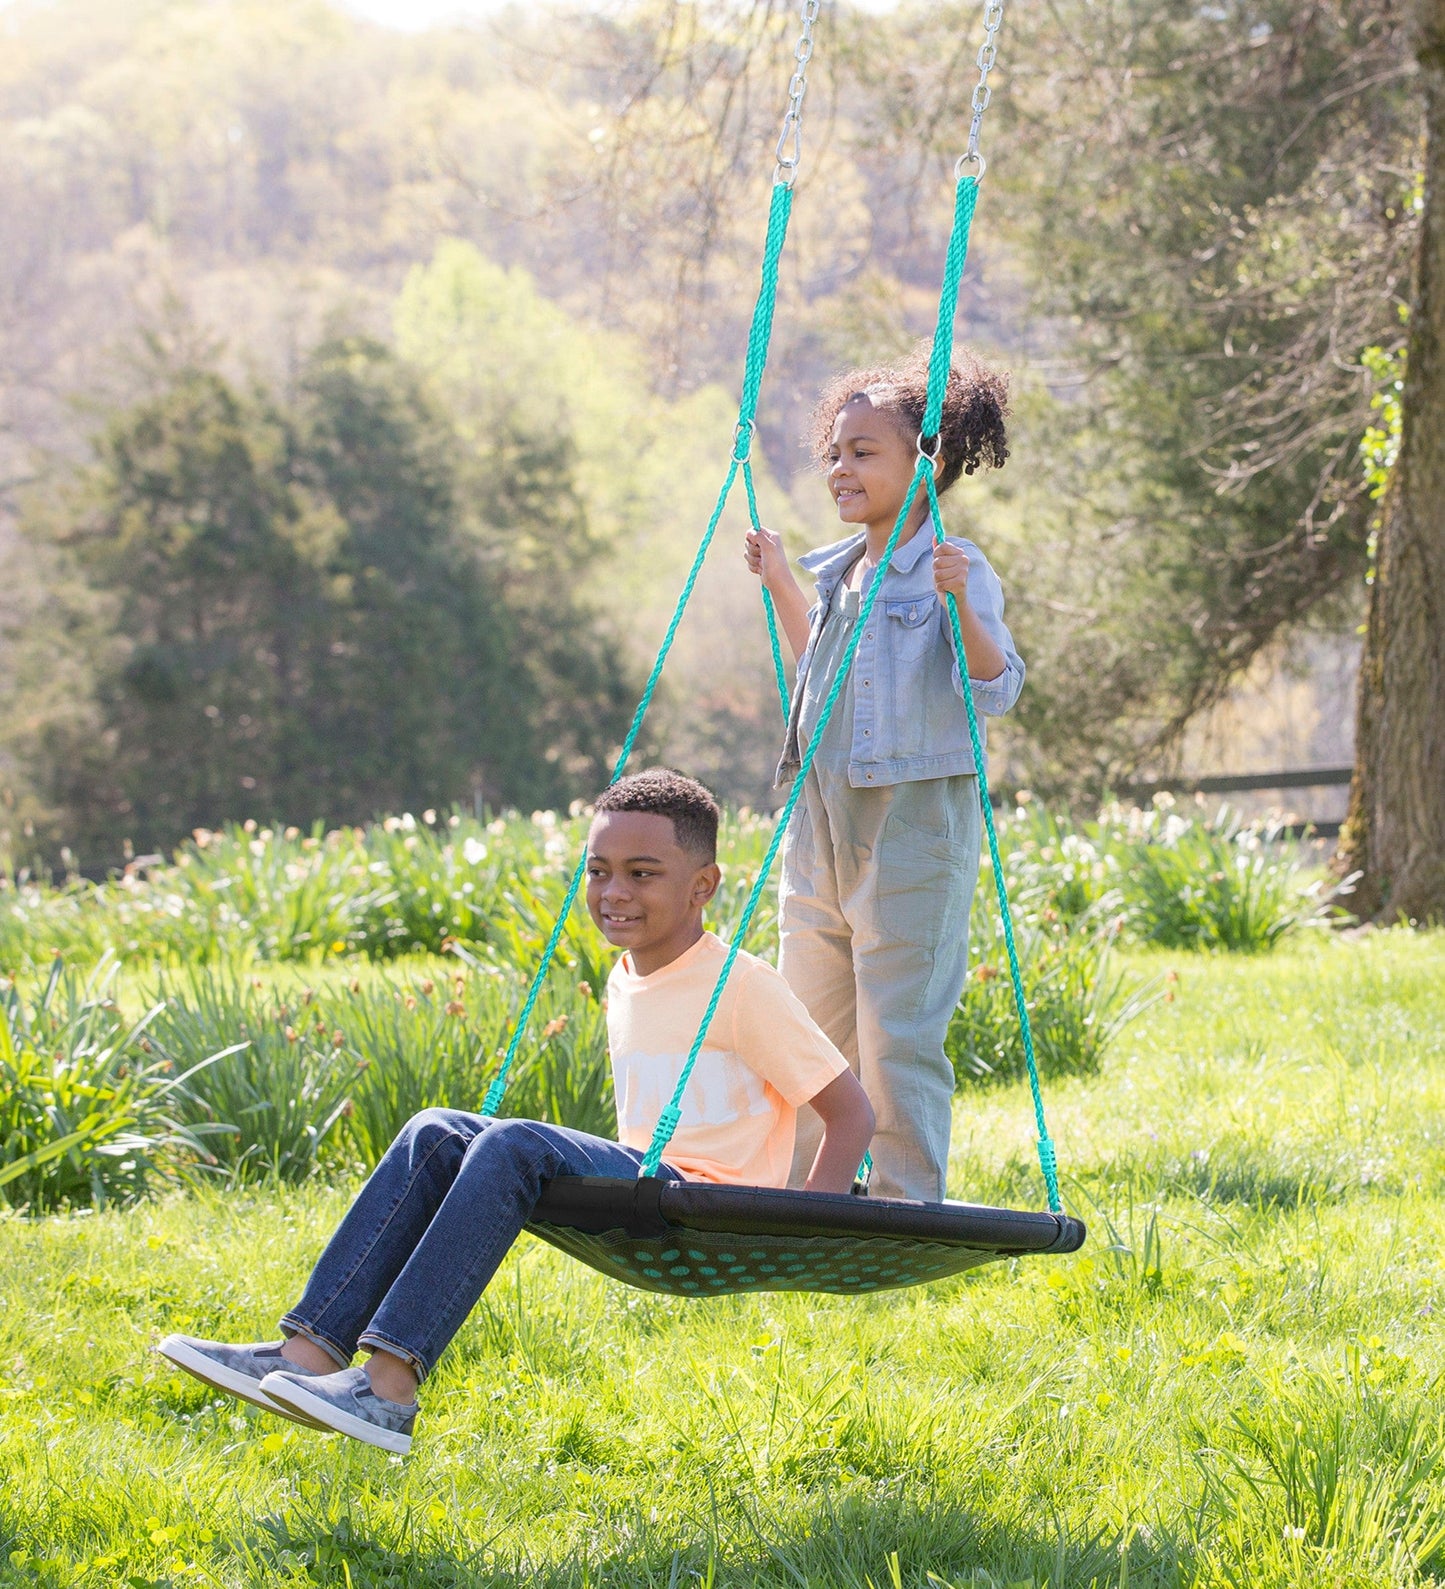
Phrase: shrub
[
  {"left": 948, "top": 896, "right": 1162, "bottom": 1086},
  {"left": 145, "top": 971, "right": 359, "bottom": 1184},
  {"left": 0, "top": 805, "right": 784, "bottom": 974},
  {"left": 0, "top": 812, "right": 566, "bottom": 970},
  {"left": 340, "top": 969, "right": 613, "bottom": 1165},
  {"left": 1119, "top": 802, "right": 1348, "bottom": 952},
  {"left": 0, "top": 959, "right": 233, "bottom": 1212},
  {"left": 995, "top": 799, "right": 1125, "bottom": 924},
  {"left": 145, "top": 960, "right": 615, "bottom": 1183}
]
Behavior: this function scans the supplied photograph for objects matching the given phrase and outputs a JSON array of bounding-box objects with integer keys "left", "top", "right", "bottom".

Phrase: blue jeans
[{"left": 280, "top": 1110, "right": 682, "bottom": 1381}]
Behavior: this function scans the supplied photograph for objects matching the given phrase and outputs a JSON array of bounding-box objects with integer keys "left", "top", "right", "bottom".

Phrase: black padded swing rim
[{"left": 530, "top": 1175, "right": 1086, "bottom": 1255}]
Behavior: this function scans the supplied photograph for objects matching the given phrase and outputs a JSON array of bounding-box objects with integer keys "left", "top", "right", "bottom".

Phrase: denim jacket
[{"left": 775, "top": 520, "right": 1024, "bottom": 789}]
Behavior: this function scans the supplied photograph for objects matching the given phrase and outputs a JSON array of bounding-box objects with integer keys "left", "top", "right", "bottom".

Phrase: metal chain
[
  {"left": 773, "top": 0, "right": 822, "bottom": 186},
  {"left": 959, "top": 0, "right": 1005, "bottom": 178}
]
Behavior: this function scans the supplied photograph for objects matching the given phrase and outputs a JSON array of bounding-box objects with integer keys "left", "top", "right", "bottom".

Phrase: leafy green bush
[
  {"left": 0, "top": 960, "right": 233, "bottom": 1212},
  {"left": 143, "top": 960, "right": 614, "bottom": 1183},
  {"left": 1120, "top": 803, "right": 1347, "bottom": 952},
  {"left": 337, "top": 969, "right": 612, "bottom": 1165},
  {"left": 948, "top": 897, "right": 1162, "bottom": 1086},
  {"left": 995, "top": 799, "right": 1125, "bottom": 924},
  {"left": 0, "top": 804, "right": 783, "bottom": 974},
  {"left": 0, "top": 813, "right": 551, "bottom": 969},
  {"left": 144, "top": 971, "right": 360, "bottom": 1184},
  {"left": 992, "top": 795, "right": 1349, "bottom": 953}
]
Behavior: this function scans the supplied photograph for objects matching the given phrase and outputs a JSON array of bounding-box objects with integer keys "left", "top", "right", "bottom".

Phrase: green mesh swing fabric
[{"left": 526, "top": 1179, "right": 1084, "bottom": 1298}]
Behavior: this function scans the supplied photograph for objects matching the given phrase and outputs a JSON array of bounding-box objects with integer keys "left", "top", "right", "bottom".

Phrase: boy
[{"left": 158, "top": 770, "right": 874, "bottom": 1454}]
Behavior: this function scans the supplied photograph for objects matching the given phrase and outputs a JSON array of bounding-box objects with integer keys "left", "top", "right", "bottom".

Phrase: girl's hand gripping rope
[
  {"left": 932, "top": 540, "right": 972, "bottom": 601},
  {"left": 744, "top": 525, "right": 790, "bottom": 589},
  {"left": 746, "top": 525, "right": 811, "bottom": 661}
]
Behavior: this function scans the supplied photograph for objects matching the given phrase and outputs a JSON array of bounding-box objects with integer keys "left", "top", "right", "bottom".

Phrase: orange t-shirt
[{"left": 606, "top": 931, "right": 849, "bottom": 1186}]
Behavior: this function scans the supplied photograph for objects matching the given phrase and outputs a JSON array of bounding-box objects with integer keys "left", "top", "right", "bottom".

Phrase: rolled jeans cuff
[
  {"left": 357, "top": 1329, "right": 431, "bottom": 1384},
  {"left": 278, "top": 1315, "right": 354, "bottom": 1372}
]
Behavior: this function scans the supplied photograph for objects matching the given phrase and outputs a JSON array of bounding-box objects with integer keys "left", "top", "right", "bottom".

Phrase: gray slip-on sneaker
[
  {"left": 157, "top": 1335, "right": 329, "bottom": 1428},
  {"left": 260, "top": 1366, "right": 416, "bottom": 1454}
]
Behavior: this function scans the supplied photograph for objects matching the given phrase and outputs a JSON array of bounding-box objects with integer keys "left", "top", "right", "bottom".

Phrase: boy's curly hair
[
  {"left": 807, "top": 345, "right": 1009, "bottom": 495},
  {"left": 591, "top": 768, "right": 719, "bottom": 860}
]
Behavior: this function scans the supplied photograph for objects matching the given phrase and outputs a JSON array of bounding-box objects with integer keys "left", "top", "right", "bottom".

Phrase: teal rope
[
  {"left": 738, "top": 185, "right": 793, "bottom": 430},
  {"left": 923, "top": 177, "right": 978, "bottom": 440},
  {"left": 744, "top": 456, "right": 792, "bottom": 721},
  {"left": 924, "top": 469, "right": 1060, "bottom": 1213},
  {"left": 482, "top": 185, "right": 795, "bottom": 1118}
]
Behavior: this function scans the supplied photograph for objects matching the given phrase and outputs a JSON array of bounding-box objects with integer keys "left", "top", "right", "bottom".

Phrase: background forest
[{"left": 0, "top": 0, "right": 1415, "bottom": 870}]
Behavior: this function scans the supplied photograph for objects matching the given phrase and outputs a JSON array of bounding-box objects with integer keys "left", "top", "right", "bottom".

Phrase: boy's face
[
  {"left": 828, "top": 394, "right": 916, "bottom": 533},
  {"left": 585, "top": 810, "right": 721, "bottom": 977}
]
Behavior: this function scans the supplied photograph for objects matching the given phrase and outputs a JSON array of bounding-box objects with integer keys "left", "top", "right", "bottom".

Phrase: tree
[
  {"left": 991, "top": 0, "right": 1418, "bottom": 787},
  {"left": 1338, "top": 2, "right": 1445, "bottom": 922},
  {"left": 40, "top": 365, "right": 333, "bottom": 857},
  {"left": 14, "top": 335, "right": 641, "bottom": 867}
]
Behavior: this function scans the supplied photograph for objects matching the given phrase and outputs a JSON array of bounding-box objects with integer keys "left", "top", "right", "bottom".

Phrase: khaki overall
[{"left": 781, "top": 578, "right": 981, "bottom": 1203}]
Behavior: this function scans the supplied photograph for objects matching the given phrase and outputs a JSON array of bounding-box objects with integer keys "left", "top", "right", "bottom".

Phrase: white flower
[{"left": 463, "top": 837, "right": 488, "bottom": 867}]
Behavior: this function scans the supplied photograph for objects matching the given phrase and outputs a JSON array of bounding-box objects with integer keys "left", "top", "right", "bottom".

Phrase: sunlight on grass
[{"left": 1, "top": 933, "right": 1442, "bottom": 1586}]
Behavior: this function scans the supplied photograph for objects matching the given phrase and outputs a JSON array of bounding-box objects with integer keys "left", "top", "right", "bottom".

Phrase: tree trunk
[{"left": 1338, "top": 1, "right": 1445, "bottom": 923}]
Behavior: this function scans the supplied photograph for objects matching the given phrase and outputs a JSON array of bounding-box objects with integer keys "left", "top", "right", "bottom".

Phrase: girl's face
[{"left": 827, "top": 395, "right": 916, "bottom": 533}]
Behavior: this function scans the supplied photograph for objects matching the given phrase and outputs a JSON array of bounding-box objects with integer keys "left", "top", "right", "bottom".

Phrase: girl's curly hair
[{"left": 807, "top": 345, "right": 1009, "bottom": 495}]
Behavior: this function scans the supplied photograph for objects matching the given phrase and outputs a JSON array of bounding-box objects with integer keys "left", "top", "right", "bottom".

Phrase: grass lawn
[{"left": 2, "top": 932, "right": 1443, "bottom": 1588}]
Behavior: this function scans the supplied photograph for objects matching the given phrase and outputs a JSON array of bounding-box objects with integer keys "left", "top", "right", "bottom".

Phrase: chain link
[
  {"left": 960, "top": 0, "right": 1005, "bottom": 176},
  {"left": 773, "top": 0, "right": 822, "bottom": 187}
]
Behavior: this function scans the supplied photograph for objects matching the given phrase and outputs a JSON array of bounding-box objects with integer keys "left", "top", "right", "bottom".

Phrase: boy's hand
[
  {"left": 933, "top": 541, "right": 971, "bottom": 602},
  {"left": 744, "top": 526, "right": 791, "bottom": 590}
]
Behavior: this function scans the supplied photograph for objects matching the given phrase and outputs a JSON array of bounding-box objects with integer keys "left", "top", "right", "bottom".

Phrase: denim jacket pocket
[{"left": 884, "top": 594, "right": 936, "bottom": 648}]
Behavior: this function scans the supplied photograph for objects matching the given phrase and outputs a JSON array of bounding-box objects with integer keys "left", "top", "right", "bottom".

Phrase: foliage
[
  {"left": 943, "top": 0, "right": 1415, "bottom": 789},
  {"left": 1362, "top": 337, "right": 1409, "bottom": 507},
  {"left": 143, "top": 970, "right": 359, "bottom": 1186},
  {"left": 0, "top": 958, "right": 234, "bottom": 1213},
  {"left": 950, "top": 897, "right": 1163, "bottom": 1086},
  {"left": 0, "top": 805, "right": 780, "bottom": 972},
  {"left": 1122, "top": 805, "right": 1348, "bottom": 953},
  {"left": 994, "top": 795, "right": 1351, "bottom": 953},
  {"left": 340, "top": 975, "right": 613, "bottom": 1165},
  {"left": 12, "top": 335, "right": 640, "bottom": 871}
]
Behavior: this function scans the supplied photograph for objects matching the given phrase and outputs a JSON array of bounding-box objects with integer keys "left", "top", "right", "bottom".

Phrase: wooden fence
[{"left": 994, "top": 767, "right": 1353, "bottom": 839}]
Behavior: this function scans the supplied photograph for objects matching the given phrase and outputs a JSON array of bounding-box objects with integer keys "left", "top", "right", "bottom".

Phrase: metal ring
[
  {"left": 954, "top": 150, "right": 988, "bottom": 181},
  {"left": 916, "top": 432, "right": 943, "bottom": 475},
  {"left": 733, "top": 419, "right": 758, "bottom": 462}
]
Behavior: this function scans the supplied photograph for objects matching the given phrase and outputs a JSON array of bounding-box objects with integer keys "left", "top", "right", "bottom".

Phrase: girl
[{"left": 744, "top": 348, "right": 1021, "bottom": 1204}]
